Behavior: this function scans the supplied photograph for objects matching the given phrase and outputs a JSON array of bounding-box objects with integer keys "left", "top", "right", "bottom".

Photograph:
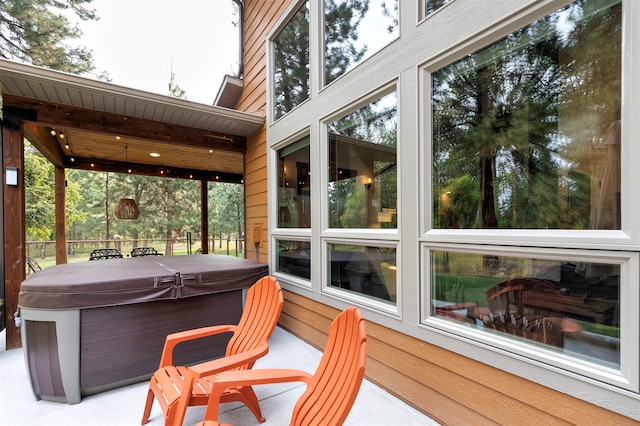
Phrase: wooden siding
[
  {"left": 239, "top": 1, "right": 290, "bottom": 262},
  {"left": 280, "top": 291, "right": 635, "bottom": 425}
]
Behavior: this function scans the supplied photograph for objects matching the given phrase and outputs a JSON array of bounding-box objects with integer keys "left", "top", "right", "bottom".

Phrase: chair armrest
[
  {"left": 188, "top": 345, "right": 270, "bottom": 377},
  {"left": 198, "top": 368, "right": 313, "bottom": 422},
  {"left": 159, "top": 324, "right": 237, "bottom": 367}
]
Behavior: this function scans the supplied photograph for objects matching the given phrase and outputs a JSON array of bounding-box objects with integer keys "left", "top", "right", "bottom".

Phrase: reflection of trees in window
[
  {"left": 324, "top": 0, "right": 398, "bottom": 85},
  {"left": 432, "top": 0, "right": 621, "bottom": 231},
  {"left": 328, "top": 93, "right": 397, "bottom": 228},
  {"left": 324, "top": 0, "right": 369, "bottom": 85},
  {"left": 273, "top": 2, "right": 310, "bottom": 120}
]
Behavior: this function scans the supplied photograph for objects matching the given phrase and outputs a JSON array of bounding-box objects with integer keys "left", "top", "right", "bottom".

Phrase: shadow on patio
[{"left": 0, "top": 326, "right": 438, "bottom": 425}]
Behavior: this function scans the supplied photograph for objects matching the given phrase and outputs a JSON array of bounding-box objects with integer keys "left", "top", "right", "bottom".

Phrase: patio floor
[{"left": 0, "top": 326, "right": 438, "bottom": 425}]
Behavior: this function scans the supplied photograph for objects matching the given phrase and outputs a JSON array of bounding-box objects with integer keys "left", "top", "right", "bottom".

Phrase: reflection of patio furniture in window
[
  {"left": 278, "top": 250, "right": 311, "bottom": 279},
  {"left": 380, "top": 262, "right": 397, "bottom": 302},
  {"left": 26, "top": 256, "right": 42, "bottom": 274},
  {"left": 131, "top": 246, "right": 162, "bottom": 257},
  {"left": 89, "top": 248, "right": 123, "bottom": 260},
  {"left": 345, "top": 252, "right": 389, "bottom": 300},
  {"left": 190, "top": 307, "right": 366, "bottom": 426},
  {"left": 436, "top": 278, "right": 581, "bottom": 347}
]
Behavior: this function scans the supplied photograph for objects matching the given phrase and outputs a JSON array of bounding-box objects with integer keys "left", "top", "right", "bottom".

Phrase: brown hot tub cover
[{"left": 19, "top": 255, "right": 269, "bottom": 310}]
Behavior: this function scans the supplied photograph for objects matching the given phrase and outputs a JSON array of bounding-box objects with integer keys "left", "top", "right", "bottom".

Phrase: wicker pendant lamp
[{"left": 114, "top": 146, "right": 140, "bottom": 219}]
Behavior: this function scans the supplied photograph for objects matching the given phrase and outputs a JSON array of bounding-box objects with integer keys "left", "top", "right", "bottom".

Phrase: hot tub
[{"left": 17, "top": 255, "right": 268, "bottom": 404}]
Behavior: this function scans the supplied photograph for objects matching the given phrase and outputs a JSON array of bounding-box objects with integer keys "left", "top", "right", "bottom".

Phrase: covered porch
[{"left": 0, "top": 59, "right": 264, "bottom": 350}]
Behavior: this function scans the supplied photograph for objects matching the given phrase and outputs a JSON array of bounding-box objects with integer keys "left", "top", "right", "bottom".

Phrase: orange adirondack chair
[
  {"left": 190, "top": 306, "right": 367, "bottom": 426},
  {"left": 141, "top": 276, "right": 284, "bottom": 426}
]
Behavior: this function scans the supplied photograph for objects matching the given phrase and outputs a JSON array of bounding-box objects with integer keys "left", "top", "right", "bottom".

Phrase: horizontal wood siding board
[
  {"left": 365, "top": 357, "right": 496, "bottom": 426},
  {"left": 245, "top": 157, "right": 266, "bottom": 176},
  {"left": 245, "top": 140, "right": 266, "bottom": 164},
  {"left": 245, "top": 191, "right": 267, "bottom": 208}
]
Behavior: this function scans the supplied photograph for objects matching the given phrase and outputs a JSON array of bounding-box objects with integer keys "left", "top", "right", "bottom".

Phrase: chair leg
[
  {"left": 223, "top": 386, "right": 265, "bottom": 423},
  {"left": 141, "top": 388, "right": 155, "bottom": 425}
]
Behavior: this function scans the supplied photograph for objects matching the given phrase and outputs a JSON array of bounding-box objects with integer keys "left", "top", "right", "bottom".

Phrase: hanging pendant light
[
  {"left": 115, "top": 145, "right": 140, "bottom": 219},
  {"left": 115, "top": 198, "right": 140, "bottom": 219}
]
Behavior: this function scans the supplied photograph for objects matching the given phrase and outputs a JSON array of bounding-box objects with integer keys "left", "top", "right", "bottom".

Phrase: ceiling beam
[
  {"left": 67, "top": 156, "right": 244, "bottom": 183},
  {"left": 3, "top": 94, "right": 247, "bottom": 153},
  {"left": 23, "top": 122, "right": 65, "bottom": 167}
]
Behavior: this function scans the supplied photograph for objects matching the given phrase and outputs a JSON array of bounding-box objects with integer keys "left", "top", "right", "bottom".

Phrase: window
[
  {"left": 327, "top": 242, "right": 396, "bottom": 303},
  {"left": 431, "top": 250, "right": 620, "bottom": 369},
  {"left": 274, "top": 136, "right": 311, "bottom": 281},
  {"left": 424, "top": 0, "right": 452, "bottom": 18},
  {"left": 276, "top": 239, "right": 311, "bottom": 279},
  {"left": 328, "top": 91, "right": 397, "bottom": 229},
  {"left": 273, "top": 1, "right": 310, "bottom": 120},
  {"left": 431, "top": 0, "right": 621, "bottom": 231},
  {"left": 324, "top": 0, "right": 398, "bottom": 86},
  {"left": 278, "top": 136, "right": 311, "bottom": 228}
]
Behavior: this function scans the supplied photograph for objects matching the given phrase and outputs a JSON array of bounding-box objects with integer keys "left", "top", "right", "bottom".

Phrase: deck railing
[{"left": 25, "top": 237, "right": 245, "bottom": 271}]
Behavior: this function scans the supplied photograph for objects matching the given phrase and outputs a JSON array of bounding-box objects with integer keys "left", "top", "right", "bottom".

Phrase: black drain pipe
[{"left": 231, "top": 0, "right": 244, "bottom": 78}]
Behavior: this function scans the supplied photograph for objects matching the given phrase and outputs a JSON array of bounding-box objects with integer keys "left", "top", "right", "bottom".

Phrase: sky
[{"left": 74, "top": 0, "right": 240, "bottom": 105}]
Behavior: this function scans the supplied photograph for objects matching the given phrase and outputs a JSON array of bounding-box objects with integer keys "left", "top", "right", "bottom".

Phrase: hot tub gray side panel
[{"left": 20, "top": 308, "right": 81, "bottom": 404}]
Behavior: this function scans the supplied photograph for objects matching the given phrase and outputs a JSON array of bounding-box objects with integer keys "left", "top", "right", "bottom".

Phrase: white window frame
[{"left": 421, "top": 243, "right": 639, "bottom": 392}]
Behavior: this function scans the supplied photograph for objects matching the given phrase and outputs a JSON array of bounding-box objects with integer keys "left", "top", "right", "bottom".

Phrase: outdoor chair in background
[
  {"left": 25, "top": 256, "right": 42, "bottom": 274},
  {"left": 89, "top": 248, "right": 123, "bottom": 260},
  {"left": 436, "top": 277, "right": 581, "bottom": 347},
  {"left": 131, "top": 246, "right": 162, "bottom": 257},
  {"left": 141, "top": 276, "right": 284, "bottom": 426},
  {"left": 192, "top": 306, "right": 367, "bottom": 426}
]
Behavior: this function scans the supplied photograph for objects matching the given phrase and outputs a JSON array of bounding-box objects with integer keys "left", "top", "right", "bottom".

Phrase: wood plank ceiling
[{"left": 0, "top": 60, "right": 264, "bottom": 182}]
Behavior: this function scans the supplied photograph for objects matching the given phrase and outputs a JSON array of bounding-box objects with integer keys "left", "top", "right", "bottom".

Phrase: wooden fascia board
[{"left": 3, "top": 94, "right": 248, "bottom": 153}]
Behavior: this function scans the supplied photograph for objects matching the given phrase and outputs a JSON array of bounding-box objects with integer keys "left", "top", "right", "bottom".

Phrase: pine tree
[{"left": 0, "top": 0, "right": 97, "bottom": 73}]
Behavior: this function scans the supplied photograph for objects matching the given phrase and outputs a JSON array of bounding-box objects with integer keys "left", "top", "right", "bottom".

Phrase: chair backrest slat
[
  {"left": 225, "top": 276, "right": 284, "bottom": 370},
  {"left": 291, "top": 306, "right": 367, "bottom": 426}
]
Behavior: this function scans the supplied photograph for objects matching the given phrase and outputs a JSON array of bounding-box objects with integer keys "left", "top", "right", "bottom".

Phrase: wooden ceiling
[{"left": 0, "top": 60, "right": 264, "bottom": 183}]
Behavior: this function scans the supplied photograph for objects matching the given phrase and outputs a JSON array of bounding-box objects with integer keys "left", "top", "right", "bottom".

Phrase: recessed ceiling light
[
  {"left": 115, "top": 135, "right": 121, "bottom": 140},
  {"left": 149, "top": 152, "right": 160, "bottom": 157}
]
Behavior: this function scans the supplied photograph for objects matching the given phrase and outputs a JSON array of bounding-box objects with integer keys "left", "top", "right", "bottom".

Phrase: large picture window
[
  {"left": 431, "top": 0, "right": 621, "bottom": 231},
  {"left": 328, "top": 91, "right": 397, "bottom": 229}
]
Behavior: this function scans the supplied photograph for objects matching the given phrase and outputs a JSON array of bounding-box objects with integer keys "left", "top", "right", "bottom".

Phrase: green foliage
[
  {"left": 24, "top": 156, "right": 246, "bottom": 244},
  {"left": 0, "top": 0, "right": 97, "bottom": 73},
  {"left": 24, "top": 145, "right": 54, "bottom": 240}
]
